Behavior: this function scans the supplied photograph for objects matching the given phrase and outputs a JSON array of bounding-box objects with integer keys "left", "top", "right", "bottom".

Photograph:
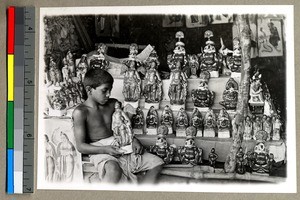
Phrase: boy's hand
[
  {"left": 105, "top": 146, "right": 123, "bottom": 157},
  {"left": 132, "top": 137, "right": 144, "bottom": 155}
]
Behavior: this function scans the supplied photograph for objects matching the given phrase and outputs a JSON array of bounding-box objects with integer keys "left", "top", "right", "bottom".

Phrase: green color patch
[{"left": 7, "top": 101, "right": 14, "bottom": 148}]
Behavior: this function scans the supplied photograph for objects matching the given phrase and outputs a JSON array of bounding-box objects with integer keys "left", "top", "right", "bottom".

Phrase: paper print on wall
[
  {"left": 95, "top": 15, "right": 120, "bottom": 37},
  {"left": 186, "top": 15, "right": 209, "bottom": 28},
  {"left": 209, "top": 14, "right": 233, "bottom": 24},
  {"left": 258, "top": 17, "right": 283, "bottom": 57},
  {"left": 162, "top": 15, "right": 184, "bottom": 27}
]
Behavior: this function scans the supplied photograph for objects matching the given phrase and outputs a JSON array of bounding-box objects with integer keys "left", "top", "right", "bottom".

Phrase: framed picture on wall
[
  {"left": 186, "top": 15, "right": 209, "bottom": 28},
  {"left": 209, "top": 14, "right": 233, "bottom": 24},
  {"left": 258, "top": 16, "right": 283, "bottom": 57},
  {"left": 95, "top": 15, "right": 120, "bottom": 37},
  {"left": 162, "top": 14, "right": 184, "bottom": 27}
]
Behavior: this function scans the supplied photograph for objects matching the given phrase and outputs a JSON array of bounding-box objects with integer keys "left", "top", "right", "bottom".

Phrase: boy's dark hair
[
  {"left": 81, "top": 68, "right": 114, "bottom": 100},
  {"left": 83, "top": 68, "right": 114, "bottom": 89}
]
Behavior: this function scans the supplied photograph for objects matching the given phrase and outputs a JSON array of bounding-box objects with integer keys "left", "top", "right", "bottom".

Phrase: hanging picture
[
  {"left": 95, "top": 15, "right": 120, "bottom": 37},
  {"left": 209, "top": 14, "right": 233, "bottom": 24},
  {"left": 258, "top": 16, "right": 283, "bottom": 57},
  {"left": 186, "top": 15, "right": 209, "bottom": 28},
  {"left": 162, "top": 14, "right": 184, "bottom": 27}
]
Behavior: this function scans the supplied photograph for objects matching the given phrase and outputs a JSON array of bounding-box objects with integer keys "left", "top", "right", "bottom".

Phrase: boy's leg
[
  {"left": 140, "top": 164, "right": 163, "bottom": 184},
  {"left": 101, "top": 160, "right": 122, "bottom": 183}
]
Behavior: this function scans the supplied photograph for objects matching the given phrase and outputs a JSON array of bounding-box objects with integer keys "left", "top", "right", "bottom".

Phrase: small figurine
[
  {"left": 253, "top": 116, "right": 263, "bottom": 140},
  {"left": 208, "top": 148, "right": 218, "bottom": 171},
  {"left": 76, "top": 54, "right": 89, "bottom": 82},
  {"left": 187, "top": 54, "right": 200, "bottom": 78},
  {"left": 90, "top": 43, "right": 110, "bottom": 69},
  {"left": 249, "top": 71, "right": 264, "bottom": 106},
  {"left": 243, "top": 116, "right": 253, "bottom": 140},
  {"left": 160, "top": 105, "right": 174, "bottom": 134},
  {"left": 191, "top": 71, "right": 215, "bottom": 109},
  {"left": 190, "top": 108, "right": 203, "bottom": 137},
  {"left": 62, "top": 59, "right": 70, "bottom": 85},
  {"left": 146, "top": 106, "right": 158, "bottom": 135},
  {"left": 262, "top": 115, "right": 272, "bottom": 141},
  {"left": 143, "top": 58, "right": 163, "bottom": 107},
  {"left": 112, "top": 102, "right": 133, "bottom": 153},
  {"left": 178, "top": 126, "right": 203, "bottom": 165},
  {"left": 48, "top": 56, "right": 62, "bottom": 86},
  {"left": 122, "top": 60, "right": 142, "bottom": 106},
  {"left": 219, "top": 78, "right": 239, "bottom": 110},
  {"left": 217, "top": 108, "right": 231, "bottom": 138},
  {"left": 250, "top": 141, "right": 271, "bottom": 174},
  {"left": 219, "top": 37, "right": 242, "bottom": 77},
  {"left": 129, "top": 43, "right": 138, "bottom": 60},
  {"left": 168, "top": 31, "right": 187, "bottom": 72},
  {"left": 264, "top": 93, "right": 275, "bottom": 117},
  {"left": 272, "top": 116, "right": 282, "bottom": 141},
  {"left": 66, "top": 50, "right": 75, "bottom": 77},
  {"left": 168, "top": 60, "right": 188, "bottom": 109},
  {"left": 198, "top": 30, "right": 222, "bottom": 77},
  {"left": 203, "top": 109, "right": 217, "bottom": 137},
  {"left": 149, "top": 125, "right": 175, "bottom": 164},
  {"left": 131, "top": 107, "right": 144, "bottom": 134},
  {"left": 235, "top": 147, "right": 246, "bottom": 174},
  {"left": 175, "top": 107, "right": 189, "bottom": 137}
]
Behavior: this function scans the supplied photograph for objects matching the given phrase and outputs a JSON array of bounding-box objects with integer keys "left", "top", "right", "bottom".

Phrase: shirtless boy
[{"left": 72, "top": 68, "right": 164, "bottom": 184}]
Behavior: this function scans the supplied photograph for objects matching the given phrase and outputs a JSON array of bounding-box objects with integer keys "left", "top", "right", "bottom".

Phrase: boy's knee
[{"left": 104, "top": 161, "right": 122, "bottom": 176}]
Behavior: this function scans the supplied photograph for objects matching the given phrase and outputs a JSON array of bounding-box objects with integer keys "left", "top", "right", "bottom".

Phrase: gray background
[{"left": 0, "top": 0, "right": 299, "bottom": 199}]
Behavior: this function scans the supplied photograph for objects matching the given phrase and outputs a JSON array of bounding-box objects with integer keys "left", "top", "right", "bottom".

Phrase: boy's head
[{"left": 83, "top": 68, "right": 114, "bottom": 104}]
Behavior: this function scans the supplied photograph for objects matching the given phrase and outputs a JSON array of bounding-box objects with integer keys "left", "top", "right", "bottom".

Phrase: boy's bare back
[{"left": 73, "top": 98, "right": 118, "bottom": 143}]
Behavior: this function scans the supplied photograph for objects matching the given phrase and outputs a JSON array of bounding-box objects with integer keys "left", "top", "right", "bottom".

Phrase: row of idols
[{"left": 132, "top": 105, "right": 283, "bottom": 141}]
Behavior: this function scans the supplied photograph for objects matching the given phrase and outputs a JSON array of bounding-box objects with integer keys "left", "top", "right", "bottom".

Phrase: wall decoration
[
  {"left": 186, "top": 15, "right": 209, "bottom": 28},
  {"left": 95, "top": 15, "right": 120, "bottom": 37},
  {"left": 162, "top": 14, "right": 184, "bottom": 27}
]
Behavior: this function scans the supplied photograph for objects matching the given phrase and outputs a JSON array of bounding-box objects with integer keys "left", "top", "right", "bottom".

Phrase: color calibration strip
[{"left": 7, "top": 6, "right": 35, "bottom": 194}]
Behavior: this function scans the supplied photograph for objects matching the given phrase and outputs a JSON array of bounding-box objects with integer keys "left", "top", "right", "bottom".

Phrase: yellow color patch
[{"left": 7, "top": 54, "right": 14, "bottom": 101}]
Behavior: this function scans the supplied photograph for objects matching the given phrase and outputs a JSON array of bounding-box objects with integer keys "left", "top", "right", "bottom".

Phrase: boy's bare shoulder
[{"left": 72, "top": 104, "right": 88, "bottom": 120}]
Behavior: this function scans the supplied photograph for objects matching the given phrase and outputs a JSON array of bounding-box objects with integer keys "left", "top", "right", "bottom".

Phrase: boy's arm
[{"left": 72, "top": 108, "right": 122, "bottom": 156}]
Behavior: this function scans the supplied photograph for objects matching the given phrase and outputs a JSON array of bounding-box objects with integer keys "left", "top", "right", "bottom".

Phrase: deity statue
[
  {"left": 48, "top": 89, "right": 67, "bottom": 116},
  {"left": 149, "top": 125, "right": 175, "bottom": 164},
  {"left": 253, "top": 116, "right": 263, "bottom": 140},
  {"left": 160, "top": 105, "right": 174, "bottom": 134},
  {"left": 208, "top": 148, "right": 218, "bottom": 171},
  {"left": 219, "top": 37, "right": 242, "bottom": 76},
  {"left": 61, "top": 58, "right": 71, "bottom": 85},
  {"left": 56, "top": 132, "right": 77, "bottom": 182},
  {"left": 190, "top": 108, "right": 203, "bottom": 137},
  {"left": 45, "top": 134, "right": 57, "bottom": 182},
  {"left": 89, "top": 43, "right": 109, "bottom": 69},
  {"left": 129, "top": 43, "right": 138, "bottom": 60},
  {"left": 191, "top": 71, "right": 215, "bottom": 109},
  {"left": 48, "top": 56, "right": 62, "bottom": 86},
  {"left": 250, "top": 141, "right": 272, "bottom": 174},
  {"left": 198, "top": 30, "right": 222, "bottom": 77},
  {"left": 219, "top": 78, "right": 239, "bottom": 110},
  {"left": 243, "top": 116, "right": 253, "bottom": 140},
  {"left": 203, "top": 109, "right": 217, "bottom": 137},
  {"left": 217, "top": 108, "right": 231, "bottom": 138},
  {"left": 272, "top": 116, "right": 282, "bottom": 141},
  {"left": 178, "top": 126, "right": 203, "bottom": 165},
  {"left": 122, "top": 60, "right": 142, "bottom": 103},
  {"left": 76, "top": 54, "right": 89, "bottom": 82},
  {"left": 262, "top": 115, "right": 272, "bottom": 141},
  {"left": 249, "top": 71, "right": 264, "bottom": 106},
  {"left": 112, "top": 102, "right": 133, "bottom": 150},
  {"left": 143, "top": 58, "right": 163, "bottom": 105},
  {"left": 176, "top": 107, "right": 189, "bottom": 131},
  {"left": 131, "top": 107, "right": 144, "bottom": 131},
  {"left": 264, "top": 93, "right": 276, "bottom": 117},
  {"left": 66, "top": 50, "right": 75, "bottom": 77},
  {"left": 168, "top": 60, "right": 188, "bottom": 108},
  {"left": 146, "top": 106, "right": 158, "bottom": 130},
  {"left": 235, "top": 147, "right": 246, "bottom": 174},
  {"left": 187, "top": 54, "right": 200, "bottom": 78}
]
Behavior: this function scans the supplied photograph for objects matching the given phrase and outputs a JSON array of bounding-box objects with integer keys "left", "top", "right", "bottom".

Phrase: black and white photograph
[{"left": 37, "top": 5, "right": 295, "bottom": 193}]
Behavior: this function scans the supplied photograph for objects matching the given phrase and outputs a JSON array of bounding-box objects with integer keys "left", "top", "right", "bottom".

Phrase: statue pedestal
[
  {"left": 48, "top": 108, "right": 67, "bottom": 117},
  {"left": 243, "top": 134, "right": 253, "bottom": 140},
  {"left": 124, "top": 101, "right": 139, "bottom": 109},
  {"left": 144, "top": 102, "right": 159, "bottom": 110},
  {"left": 119, "top": 144, "right": 133, "bottom": 154},
  {"left": 252, "top": 172, "right": 269, "bottom": 176},
  {"left": 231, "top": 72, "right": 241, "bottom": 79},
  {"left": 194, "top": 106, "right": 209, "bottom": 112},
  {"left": 146, "top": 128, "right": 157, "bottom": 135},
  {"left": 176, "top": 129, "right": 186, "bottom": 137},
  {"left": 209, "top": 71, "right": 219, "bottom": 78},
  {"left": 249, "top": 100, "right": 264, "bottom": 107},
  {"left": 170, "top": 104, "right": 185, "bottom": 111},
  {"left": 218, "top": 130, "right": 231, "bottom": 138},
  {"left": 196, "top": 130, "right": 203, "bottom": 137},
  {"left": 167, "top": 127, "right": 173, "bottom": 135},
  {"left": 133, "top": 129, "right": 144, "bottom": 135},
  {"left": 203, "top": 129, "right": 216, "bottom": 137},
  {"left": 272, "top": 133, "right": 280, "bottom": 141}
]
